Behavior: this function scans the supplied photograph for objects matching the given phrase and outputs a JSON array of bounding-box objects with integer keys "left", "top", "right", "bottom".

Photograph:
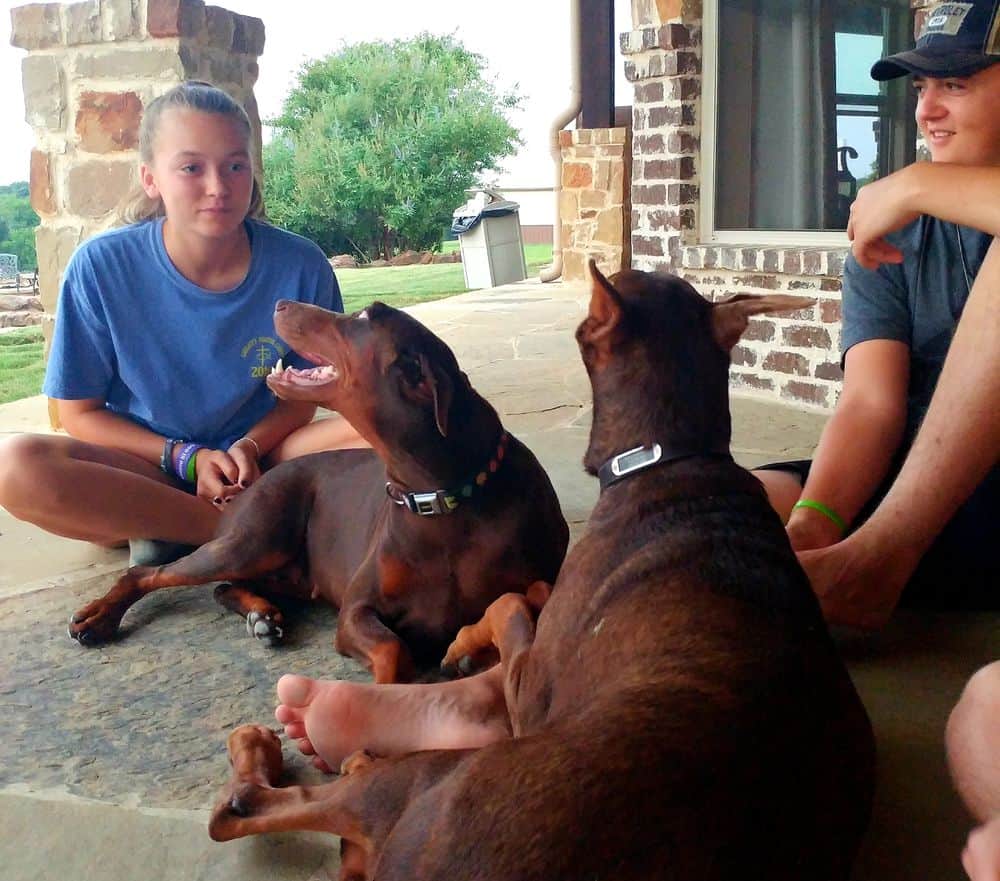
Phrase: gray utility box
[{"left": 453, "top": 198, "right": 527, "bottom": 289}]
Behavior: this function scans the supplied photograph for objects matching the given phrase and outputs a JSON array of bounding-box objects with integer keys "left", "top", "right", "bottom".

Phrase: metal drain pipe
[{"left": 540, "top": 0, "right": 583, "bottom": 282}]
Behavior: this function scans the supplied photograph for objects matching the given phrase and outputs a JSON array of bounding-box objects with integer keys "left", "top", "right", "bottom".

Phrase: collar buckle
[
  {"left": 610, "top": 443, "right": 663, "bottom": 478},
  {"left": 405, "top": 490, "right": 452, "bottom": 516}
]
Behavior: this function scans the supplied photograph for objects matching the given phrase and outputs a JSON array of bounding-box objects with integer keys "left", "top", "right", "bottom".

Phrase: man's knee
[{"left": 946, "top": 661, "right": 1000, "bottom": 821}]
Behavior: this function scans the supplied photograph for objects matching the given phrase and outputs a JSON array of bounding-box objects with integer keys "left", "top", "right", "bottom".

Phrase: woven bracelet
[{"left": 160, "top": 438, "right": 183, "bottom": 474}]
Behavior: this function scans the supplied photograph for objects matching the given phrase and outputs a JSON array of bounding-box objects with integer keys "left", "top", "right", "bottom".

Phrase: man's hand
[
  {"left": 796, "top": 532, "right": 921, "bottom": 630},
  {"left": 847, "top": 166, "right": 923, "bottom": 270}
]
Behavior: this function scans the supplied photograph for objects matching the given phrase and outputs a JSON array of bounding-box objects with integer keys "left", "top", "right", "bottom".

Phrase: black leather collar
[{"left": 597, "top": 443, "right": 732, "bottom": 491}]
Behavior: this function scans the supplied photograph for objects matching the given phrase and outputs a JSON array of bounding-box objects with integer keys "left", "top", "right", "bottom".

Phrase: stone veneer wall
[
  {"left": 12, "top": 0, "right": 264, "bottom": 350},
  {"left": 621, "top": 0, "right": 927, "bottom": 410},
  {"left": 558, "top": 126, "right": 632, "bottom": 282}
]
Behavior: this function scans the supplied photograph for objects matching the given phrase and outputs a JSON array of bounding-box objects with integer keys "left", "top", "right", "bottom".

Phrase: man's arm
[
  {"left": 849, "top": 163, "right": 1000, "bottom": 269},
  {"left": 800, "top": 237, "right": 1000, "bottom": 628},
  {"left": 785, "top": 339, "right": 909, "bottom": 551}
]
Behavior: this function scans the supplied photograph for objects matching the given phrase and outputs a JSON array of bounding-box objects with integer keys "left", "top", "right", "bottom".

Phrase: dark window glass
[{"left": 715, "top": 0, "right": 916, "bottom": 232}]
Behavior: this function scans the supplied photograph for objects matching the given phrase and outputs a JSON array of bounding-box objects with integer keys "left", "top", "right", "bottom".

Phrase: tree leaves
[{"left": 263, "top": 33, "right": 521, "bottom": 260}]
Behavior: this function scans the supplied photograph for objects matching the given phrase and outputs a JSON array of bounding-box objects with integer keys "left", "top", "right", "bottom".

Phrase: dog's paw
[
  {"left": 440, "top": 654, "right": 478, "bottom": 679},
  {"left": 68, "top": 603, "right": 123, "bottom": 645},
  {"left": 245, "top": 610, "right": 284, "bottom": 646},
  {"left": 340, "top": 749, "right": 375, "bottom": 776}
]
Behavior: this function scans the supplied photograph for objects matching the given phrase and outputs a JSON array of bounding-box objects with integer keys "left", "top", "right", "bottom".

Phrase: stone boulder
[
  {"left": 329, "top": 254, "right": 358, "bottom": 269},
  {"left": 389, "top": 250, "right": 423, "bottom": 267}
]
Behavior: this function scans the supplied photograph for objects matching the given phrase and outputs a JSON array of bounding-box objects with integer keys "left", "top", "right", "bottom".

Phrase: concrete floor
[{"left": 0, "top": 278, "right": 994, "bottom": 880}]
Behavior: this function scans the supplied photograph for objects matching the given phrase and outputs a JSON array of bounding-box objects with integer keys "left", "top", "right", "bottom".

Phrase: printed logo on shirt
[
  {"left": 241, "top": 336, "right": 288, "bottom": 379},
  {"left": 921, "top": 3, "right": 973, "bottom": 37}
]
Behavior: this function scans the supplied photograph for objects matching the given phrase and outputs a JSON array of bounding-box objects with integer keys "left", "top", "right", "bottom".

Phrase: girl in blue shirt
[{"left": 0, "top": 82, "right": 359, "bottom": 551}]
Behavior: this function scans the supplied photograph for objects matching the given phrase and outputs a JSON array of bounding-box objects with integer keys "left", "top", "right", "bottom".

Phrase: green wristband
[
  {"left": 186, "top": 447, "right": 200, "bottom": 483},
  {"left": 793, "top": 498, "right": 847, "bottom": 534}
]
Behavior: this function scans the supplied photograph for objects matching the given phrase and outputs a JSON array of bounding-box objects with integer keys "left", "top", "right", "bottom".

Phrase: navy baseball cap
[{"left": 871, "top": 0, "right": 1000, "bottom": 80}]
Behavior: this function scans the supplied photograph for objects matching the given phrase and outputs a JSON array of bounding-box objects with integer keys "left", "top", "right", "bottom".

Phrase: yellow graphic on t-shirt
[{"left": 241, "top": 336, "right": 287, "bottom": 379}]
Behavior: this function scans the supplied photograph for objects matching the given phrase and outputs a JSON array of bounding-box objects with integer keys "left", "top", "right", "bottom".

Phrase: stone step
[
  {"left": 0, "top": 293, "right": 42, "bottom": 312},
  {"left": 0, "top": 310, "right": 43, "bottom": 329}
]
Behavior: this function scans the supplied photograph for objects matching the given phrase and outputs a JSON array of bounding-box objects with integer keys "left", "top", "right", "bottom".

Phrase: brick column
[
  {"left": 12, "top": 0, "right": 264, "bottom": 354},
  {"left": 621, "top": 16, "right": 701, "bottom": 272}
]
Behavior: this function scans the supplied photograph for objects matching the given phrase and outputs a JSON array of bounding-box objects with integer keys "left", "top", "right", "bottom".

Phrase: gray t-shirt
[
  {"left": 841, "top": 216, "right": 994, "bottom": 448},
  {"left": 840, "top": 218, "right": 997, "bottom": 605}
]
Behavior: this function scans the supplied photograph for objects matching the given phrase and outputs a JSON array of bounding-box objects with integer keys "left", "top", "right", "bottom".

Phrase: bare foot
[{"left": 274, "top": 666, "right": 510, "bottom": 771}]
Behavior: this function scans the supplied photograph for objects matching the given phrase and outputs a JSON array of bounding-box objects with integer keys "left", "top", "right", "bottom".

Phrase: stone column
[
  {"left": 558, "top": 127, "right": 631, "bottom": 282},
  {"left": 11, "top": 0, "right": 264, "bottom": 365}
]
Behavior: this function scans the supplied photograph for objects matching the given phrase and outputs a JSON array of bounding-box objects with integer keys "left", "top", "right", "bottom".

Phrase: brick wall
[
  {"left": 621, "top": 0, "right": 927, "bottom": 411},
  {"left": 12, "top": 0, "right": 264, "bottom": 349},
  {"left": 558, "top": 127, "right": 631, "bottom": 282}
]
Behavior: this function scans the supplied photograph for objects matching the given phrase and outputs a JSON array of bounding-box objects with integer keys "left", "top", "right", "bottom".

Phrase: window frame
[{"left": 699, "top": 0, "right": 912, "bottom": 248}]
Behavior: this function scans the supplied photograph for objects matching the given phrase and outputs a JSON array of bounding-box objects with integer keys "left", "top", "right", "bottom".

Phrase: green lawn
[
  {"left": 0, "top": 244, "right": 554, "bottom": 406},
  {"left": 0, "top": 327, "right": 46, "bottom": 405},
  {"left": 337, "top": 243, "right": 552, "bottom": 312}
]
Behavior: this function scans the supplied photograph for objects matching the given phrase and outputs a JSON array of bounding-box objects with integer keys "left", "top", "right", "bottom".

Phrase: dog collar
[
  {"left": 597, "top": 443, "right": 732, "bottom": 491},
  {"left": 386, "top": 431, "right": 509, "bottom": 516}
]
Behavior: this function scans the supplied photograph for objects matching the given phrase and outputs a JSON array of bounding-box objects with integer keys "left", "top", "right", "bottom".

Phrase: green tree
[
  {"left": 0, "top": 186, "right": 39, "bottom": 270},
  {"left": 265, "top": 33, "right": 521, "bottom": 260}
]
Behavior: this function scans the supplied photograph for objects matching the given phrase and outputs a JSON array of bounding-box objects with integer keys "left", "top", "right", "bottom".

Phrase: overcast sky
[{"left": 0, "top": 0, "right": 634, "bottom": 187}]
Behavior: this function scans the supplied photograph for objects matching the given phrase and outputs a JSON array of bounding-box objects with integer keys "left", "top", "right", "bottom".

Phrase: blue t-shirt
[{"left": 43, "top": 217, "right": 341, "bottom": 449}]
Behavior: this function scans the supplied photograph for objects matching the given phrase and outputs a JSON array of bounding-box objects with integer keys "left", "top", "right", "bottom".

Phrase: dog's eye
[{"left": 397, "top": 355, "right": 423, "bottom": 385}]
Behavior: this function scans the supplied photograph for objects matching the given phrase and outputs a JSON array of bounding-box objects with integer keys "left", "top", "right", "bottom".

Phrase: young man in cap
[
  {"left": 755, "top": 0, "right": 1000, "bottom": 626},
  {"left": 755, "top": 4, "right": 1000, "bottom": 877}
]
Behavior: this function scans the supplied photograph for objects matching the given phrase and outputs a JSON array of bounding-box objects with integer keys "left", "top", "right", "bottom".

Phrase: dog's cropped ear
[
  {"left": 711, "top": 294, "right": 815, "bottom": 351},
  {"left": 416, "top": 352, "right": 454, "bottom": 437},
  {"left": 580, "top": 258, "right": 624, "bottom": 345}
]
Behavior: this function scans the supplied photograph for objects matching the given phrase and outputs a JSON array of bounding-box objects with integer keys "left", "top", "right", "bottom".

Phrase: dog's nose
[{"left": 275, "top": 300, "right": 290, "bottom": 312}]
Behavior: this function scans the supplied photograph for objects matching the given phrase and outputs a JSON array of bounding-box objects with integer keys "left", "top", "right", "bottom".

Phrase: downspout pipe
[{"left": 540, "top": 0, "right": 583, "bottom": 282}]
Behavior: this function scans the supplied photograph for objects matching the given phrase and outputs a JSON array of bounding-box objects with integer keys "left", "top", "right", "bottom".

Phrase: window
[{"left": 701, "top": 0, "right": 916, "bottom": 245}]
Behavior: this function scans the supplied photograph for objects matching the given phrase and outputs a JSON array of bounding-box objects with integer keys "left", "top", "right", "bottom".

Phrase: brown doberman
[
  {"left": 207, "top": 262, "right": 875, "bottom": 880},
  {"left": 68, "top": 301, "right": 569, "bottom": 683}
]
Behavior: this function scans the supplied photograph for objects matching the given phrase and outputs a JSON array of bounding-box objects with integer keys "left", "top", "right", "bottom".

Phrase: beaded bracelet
[{"left": 160, "top": 437, "right": 183, "bottom": 474}]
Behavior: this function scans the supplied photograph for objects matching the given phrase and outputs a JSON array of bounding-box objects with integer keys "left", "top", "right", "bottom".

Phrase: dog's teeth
[{"left": 273, "top": 358, "right": 283, "bottom": 375}]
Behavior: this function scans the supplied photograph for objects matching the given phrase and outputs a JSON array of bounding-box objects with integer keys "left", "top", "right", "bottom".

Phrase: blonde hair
[{"left": 115, "top": 81, "right": 264, "bottom": 226}]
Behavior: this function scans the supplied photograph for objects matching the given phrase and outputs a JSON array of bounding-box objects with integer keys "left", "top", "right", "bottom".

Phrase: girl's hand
[
  {"left": 193, "top": 448, "right": 242, "bottom": 509},
  {"left": 227, "top": 436, "right": 262, "bottom": 490},
  {"left": 847, "top": 166, "right": 922, "bottom": 270}
]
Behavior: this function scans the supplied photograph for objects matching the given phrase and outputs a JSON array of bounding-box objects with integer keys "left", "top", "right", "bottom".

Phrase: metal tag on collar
[
  {"left": 610, "top": 443, "right": 663, "bottom": 478},
  {"left": 405, "top": 490, "right": 453, "bottom": 516}
]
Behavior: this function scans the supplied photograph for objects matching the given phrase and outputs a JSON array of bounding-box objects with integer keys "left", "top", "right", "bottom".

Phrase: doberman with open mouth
[
  {"left": 208, "top": 262, "right": 874, "bottom": 880},
  {"left": 68, "top": 301, "right": 569, "bottom": 683}
]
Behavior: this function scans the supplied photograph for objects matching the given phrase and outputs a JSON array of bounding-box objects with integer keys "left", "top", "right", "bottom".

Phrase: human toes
[
  {"left": 276, "top": 673, "right": 318, "bottom": 709},
  {"left": 275, "top": 716, "right": 306, "bottom": 741}
]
